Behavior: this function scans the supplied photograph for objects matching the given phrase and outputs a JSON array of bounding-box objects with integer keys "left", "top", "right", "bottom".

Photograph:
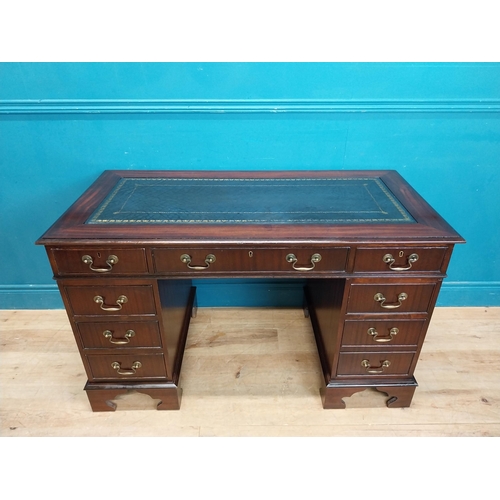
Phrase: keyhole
[
  {"left": 248, "top": 251, "right": 253, "bottom": 257},
  {"left": 399, "top": 251, "right": 404, "bottom": 258},
  {"left": 97, "top": 252, "right": 101, "bottom": 258}
]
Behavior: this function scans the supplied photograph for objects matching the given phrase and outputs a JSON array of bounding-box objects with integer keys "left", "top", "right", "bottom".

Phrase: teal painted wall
[{"left": 1, "top": 63, "right": 499, "bottom": 308}]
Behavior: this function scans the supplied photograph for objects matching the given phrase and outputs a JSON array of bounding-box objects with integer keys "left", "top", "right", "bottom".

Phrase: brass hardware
[
  {"left": 286, "top": 253, "right": 322, "bottom": 271},
  {"left": 374, "top": 292, "right": 407, "bottom": 309},
  {"left": 111, "top": 361, "right": 142, "bottom": 375},
  {"left": 103, "top": 329, "right": 135, "bottom": 345},
  {"left": 361, "top": 359, "right": 391, "bottom": 374},
  {"left": 368, "top": 327, "right": 399, "bottom": 343},
  {"left": 180, "top": 253, "right": 216, "bottom": 270},
  {"left": 248, "top": 251, "right": 253, "bottom": 257},
  {"left": 82, "top": 254, "right": 118, "bottom": 273},
  {"left": 93, "top": 295, "right": 128, "bottom": 311},
  {"left": 382, "top": 253, "right": 418, "bottom": 271}
]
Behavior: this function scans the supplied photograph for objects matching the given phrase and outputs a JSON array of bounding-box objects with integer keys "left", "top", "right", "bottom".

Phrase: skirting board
[{"left": 0, "top": 281, "right": 499, "bottom": 309}]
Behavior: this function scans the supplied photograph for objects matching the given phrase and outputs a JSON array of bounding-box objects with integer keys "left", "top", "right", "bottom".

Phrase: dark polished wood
[
  {"left": 37, "top": 170, "right": 464, "bottom": 243},
  {"left": 86, "top": 353, "right": 167, "bottom": 380},
  {"left": 346, "top": 283, "right": 436, "bottom": 314},
  {"left": 51, "top": 247, "right": 149, "bottom": 275},
  {"left": 36, "top": 170, "right": 464, "bottom": 411},
  {"left": 84, "top": 382, "right": 182, "bottom": 411},
  {"left": 152, "top": 246, "right": 349, "bottom": 275},
  {"left": 341, "top": 319, "right": 426, "bottom": 348},
  {"left": 64, "top": 284, "right": 157, "bottom": 316},
  {"left": 353, "top": 246, "right": 447, "bottom": 273},
  {"left": 321, "top": 380, "right": 418, "bottom": 409},
  {"left": 76, "top": 320, "right": 162, "bottom": 349}
]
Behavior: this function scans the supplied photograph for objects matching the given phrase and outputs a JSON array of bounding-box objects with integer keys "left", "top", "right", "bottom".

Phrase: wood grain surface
[{"left": 1, "top": 307, "right": 498, "bottom": 437}]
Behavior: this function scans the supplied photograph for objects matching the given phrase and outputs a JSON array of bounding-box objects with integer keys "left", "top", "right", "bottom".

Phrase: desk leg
[
  {"left": 321, "top": 379, "right": 418, "bottom": 409},
  {"left": 84, "top": 382, "right": 182, "bottom": 411}
]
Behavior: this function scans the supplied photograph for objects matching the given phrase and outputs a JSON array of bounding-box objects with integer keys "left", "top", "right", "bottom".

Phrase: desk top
[{"left": 38, "top": 170, "right": 464, "bottom": 244}]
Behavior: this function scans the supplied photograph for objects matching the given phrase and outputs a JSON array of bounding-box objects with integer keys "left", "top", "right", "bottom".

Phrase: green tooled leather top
[{"left": 87, "top": 176, "right": 415, "bottom": 225}]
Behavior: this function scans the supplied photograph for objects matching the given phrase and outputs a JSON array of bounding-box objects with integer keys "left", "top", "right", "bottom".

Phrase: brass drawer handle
[
  {"left": 82, "top": 254, "right": 118, "bottom": 273},
  {"left": 383, "top": 253, "right": 418, "bottom": 271},
  {"left": 111, "top": 361, "right": 142, "bottom": 375},
  {"left": 286, "top": 253, "right": 322, "bottom": 271},
  {"left": 361, "top": 359, "right": 391, "bottom": 374},
  {"left": 180, "top": 253, "right": 216, "bottom": 270},
  {"left": 374, "top": 292, "right": 407, "bottom": 309},
  {"left": 368, "top": 327, "right": 399, "bottom": 343},
  {"left": 103, "top": 329, "right": 135, "bottom": 345},
  {"left": 93, "top": 295, "right": 128, "bottom": 311}
]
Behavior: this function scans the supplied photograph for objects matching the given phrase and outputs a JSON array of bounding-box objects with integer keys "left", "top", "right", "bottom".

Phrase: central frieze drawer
[
  {"left": 51, "top": 248, "right": 148, "bottom": 275},
  {"left": 86, "top": 353, "right": 167, "bottom": 380},
  {"left": 77, "top": 321, "right": 162, "bottom": 349},
  {"left": 152, "top": 247, "right": 348, "bottom": 273},
  {"left": 64, "top": 285, "right": 157, "bottom": 316},
  {"left": 337, "top": 352, "right": 415, "bottom": 376},
  {"left": 347, "top": 284, "right": 435, "bottom": 314}
]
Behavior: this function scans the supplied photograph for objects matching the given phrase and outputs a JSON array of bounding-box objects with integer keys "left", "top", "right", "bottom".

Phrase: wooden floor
[{"left": 1, "top": 307, "right": 499, "bottom": 437}]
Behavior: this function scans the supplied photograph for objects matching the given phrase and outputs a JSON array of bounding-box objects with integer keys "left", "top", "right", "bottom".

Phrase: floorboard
[{"left": 1, "top": 307, "right": 499, "bottom": 437}]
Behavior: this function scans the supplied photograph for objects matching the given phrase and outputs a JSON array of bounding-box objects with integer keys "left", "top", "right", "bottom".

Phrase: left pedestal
[{"left": 55, "top": 270, "right": 195, "bottom": 412}]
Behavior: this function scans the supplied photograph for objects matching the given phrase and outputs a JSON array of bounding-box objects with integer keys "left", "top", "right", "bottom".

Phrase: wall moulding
[{"left": 1, "top": 99, "right": 500, "bottom": 115}]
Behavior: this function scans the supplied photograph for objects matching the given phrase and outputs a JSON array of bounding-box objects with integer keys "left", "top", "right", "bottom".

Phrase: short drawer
[
  {"left": 65, "top": 285, "right": 156, "bottom": 316},
  {"left": 353, "top": 246, "right": 447, "bottom": 273},
  {"left": 337, "top": 352, "right": 415, "bottom": 376},
  {"left": 51, "top": 248, "right": 148, "bottom": 275},
  {"left": 347, "top": 283, "right": 435, "bottom": 314},
  {"left": 342, "top": 319, "right": 426, "bottom": 348},
  {"left": 77, "top": 321, "right": 162, "bottom": 349},
  {"left": 86, "top": 353, "right": 167, "bottom": 380}
]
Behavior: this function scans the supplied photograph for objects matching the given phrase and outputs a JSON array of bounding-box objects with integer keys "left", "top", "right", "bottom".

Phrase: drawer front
[
  {"left": 347, "top": 283, "right": 435, "bottom": 314},
  {"left": 337, "top": 352, "right": 415, "bottom": 376},
  {"left": 250, "top": 248, "right": 348, "bottom": 273},
  {"left": 353, "top": 247, "right": 447, "bottom": 273},
  {"left": 65, "top": 285, "right": 156, "bottom": 316},
  {"left": 342, "top": 319, "right": 426, "bottom": 348},
  {"left": 86, "top": 353, "right": 167, "bottom": 380},
  {"left": 77, "top": 321, "right": 162, "bottom": 349},
  {"left": 153, "top": 247, "right": 348, "bottom": 274},
  {"left": 52, "top": 248, "right": 148, "bottom": 275},
  {"left": 153, "top": 248, "right": 253, "bottom": 273}
]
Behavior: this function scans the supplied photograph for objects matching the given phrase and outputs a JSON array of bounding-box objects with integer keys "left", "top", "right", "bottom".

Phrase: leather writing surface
[{"left": 87, "top": 177, "right": 415, "bottom": 225}]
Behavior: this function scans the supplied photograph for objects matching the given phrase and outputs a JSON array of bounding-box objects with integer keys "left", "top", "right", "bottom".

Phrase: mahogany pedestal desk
[{"left": 37, "top": 170, "right": 464, "bottom": 411}]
